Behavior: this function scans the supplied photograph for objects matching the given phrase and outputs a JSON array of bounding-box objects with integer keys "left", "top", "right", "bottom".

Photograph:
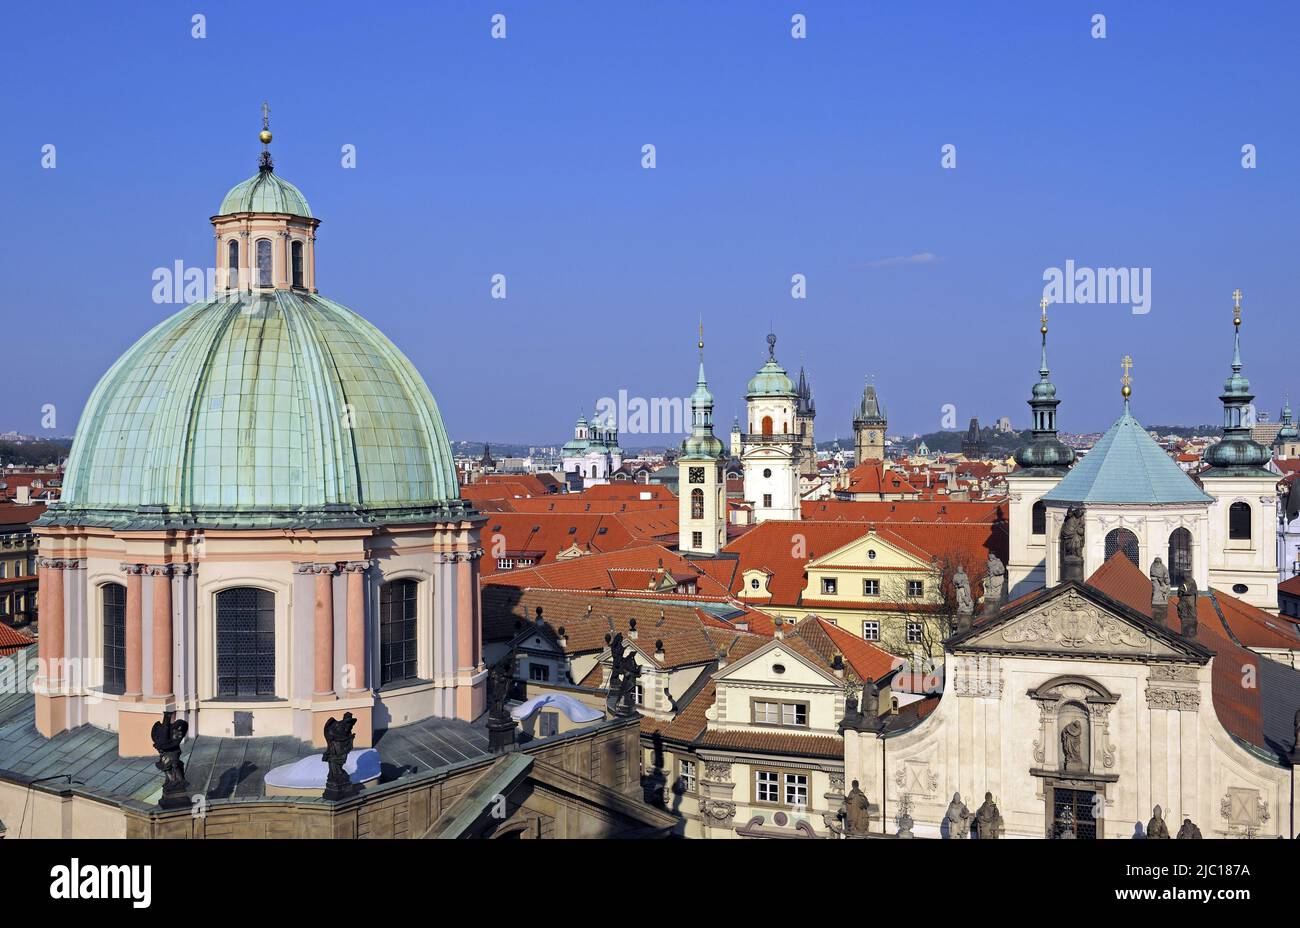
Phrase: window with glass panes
[
  {"left": 215, "top": 587, "right": 276, "bottom": 698},
  {"left": 755, "top": 770, "right": 779, "bottom": 803},
  {"left": 678, "top": 759, "right": 697, "bottom": 792},
  {"left": 784, "top": 773, "right": 808, "bottom": 806},
  {"left": 862, "top": 620, "right": 880, "bottom": 641},
  {"left": 906, "top": 622, "right": 923, "bottom": 644},
  {"left": 380, "top": 579, "right": 419, "bottom": 685},
  {"left": 102, "top": 583, "right": 127, "bottom": 695}
]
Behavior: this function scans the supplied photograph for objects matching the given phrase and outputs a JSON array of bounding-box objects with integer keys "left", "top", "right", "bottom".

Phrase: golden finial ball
[
  {"left": 259, "top": 129, "right": 273, "bottom": 144},
  {"left": 1122, "top": 385, "right": 1132, "bottom": 398},
  {"left": 1041, "top": 325, "right": 1048, "bottom": 334}
]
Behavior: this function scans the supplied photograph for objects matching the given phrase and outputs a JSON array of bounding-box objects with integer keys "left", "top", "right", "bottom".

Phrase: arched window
[
  {"left": 291, "top": 240, "right": 304, "bottom": 288},
  {"left": 1229, "top": 502, "right": 1252, "bottom": 541},
  {"left": 102, "top": 583, "right": 126, "bottom": 695},
  {"left": 1168, "top": 528, "right": 1192, "bottom": 587},
  {"left": 380, "top": 579, "right": 419, "bottom": 686},
  {"left": 255, "top": 238, "right": 273, "bottom": 287},
  {"left": 215, "top": 587, "right": 276, "bottom": 698},
  {"left": 226, "top": 239, "right": 239, "bottom": 289},
  {"left": 1031, "top": 500, "right": 1046, "bottom": 536},
  {"left": 1104, "top": 528, "right": 1139, "bottom": 567},
  {"left": 762, "top": 415, "right": 774, "bottom": 436},
  {"left": 691, "top": 488, "right": 704, "bottom": 519}
]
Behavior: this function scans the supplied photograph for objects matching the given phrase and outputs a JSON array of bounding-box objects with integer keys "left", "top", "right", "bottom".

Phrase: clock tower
[{"left": 678, "top": 328, "right": 727, "bottom": 555}]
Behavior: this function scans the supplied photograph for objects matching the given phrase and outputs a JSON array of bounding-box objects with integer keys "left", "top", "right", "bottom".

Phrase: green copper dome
[
  {"left": 219, "top": 169, "right": 313, "bottom": 218},
  {"left": 746, "top": 334, "right": 796, "bottom": 397},
  {"left": 43, "top": 291, "right": 462, "bottom": 529}
]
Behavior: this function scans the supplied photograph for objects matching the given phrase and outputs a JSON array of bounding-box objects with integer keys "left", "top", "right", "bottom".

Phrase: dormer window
[{"left": 255, "top": 238, "right": 273, "bottom": 287}]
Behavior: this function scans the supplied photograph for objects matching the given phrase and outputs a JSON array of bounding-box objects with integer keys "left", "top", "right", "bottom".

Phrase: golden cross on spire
[
  {"left": 698, "top": 318, "right": 704, "bottom": 351},
  {"left": 258, "top": 100, "right": 273, "bottom": 147},
  {"left": 1039, "top": 296, "right": 1049, "bottom": 331},
  {"left": 1121, "top": 355, "right": 1133, "bottom": 399},
  {"left": 1232, "top": 288, "right": 1242, "bottom": 327}
]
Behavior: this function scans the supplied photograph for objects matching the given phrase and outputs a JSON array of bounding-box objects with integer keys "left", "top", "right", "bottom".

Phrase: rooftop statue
[
  {"left": 842, "top": 780, "right": 872, "bottom": 837},
  {"left": 321, "top": 712, "right": 359, "bottom": 801},
  {"left": 973, "top": 792, "right": 1003, "bottom": 839},
  {"left": 944, "top": 792, "right": 972, "bottom": 839},
  {"left": 151, "top": 710, "right": 190, "bottom": 809},
  {"left": 1177, "top": 577, "right": 1199, "bottom": 638},
  {"left": 1146, "top": 804, "right": 1170, "bottom": 839},
  {"left": 1150, "top": 557, "right": 1170, "bottom": 606}
]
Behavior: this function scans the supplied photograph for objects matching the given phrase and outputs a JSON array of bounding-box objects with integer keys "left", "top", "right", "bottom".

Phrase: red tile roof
[
  {"left": 721, "top": 518, "right": 1008, "bottom": 606},
  {"left": 483, "top": 543, "right": 734, "bottom": 597},
  {"left": 0, "top": 625, "right": 34, "bottom": 657},
  {"left": 478, "top": 512, "right": 678, "bottom": 577},
  {"left": 1085, "top": 553, "right": 1269, "bottom": 752},
  {"left": 835, "top": 461, "right": 921, "bottom": 499}
]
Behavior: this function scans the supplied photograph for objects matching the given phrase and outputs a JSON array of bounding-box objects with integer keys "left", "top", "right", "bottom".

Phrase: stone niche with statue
[{"left": 841, "top": 582, "right": 1294, "bottom": 839}]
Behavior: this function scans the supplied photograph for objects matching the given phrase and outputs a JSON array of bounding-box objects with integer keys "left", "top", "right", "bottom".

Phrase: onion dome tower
[
  {"left": 1007, "top": 299, "right": 1075, "bottom": 596},
  {"left": 1202, "top": 290, "right": 1271, "bottom": 473},
  {"left": 1013, "top": 298, "right": 1076, "bottom": 474},
  {"left": 1274, "top": 398, "right": 1298, "bottom": 458},
  {"left": 678, "top": 326, "right": 727, "bottom": 554},
  {"left": 1198, "top": 290, "right": 1279, "bottom": 611}
]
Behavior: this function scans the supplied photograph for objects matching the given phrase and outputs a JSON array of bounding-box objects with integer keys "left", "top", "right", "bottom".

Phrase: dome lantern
[{"left": 212, "top": 102, "right": 320, "bottom": 294}]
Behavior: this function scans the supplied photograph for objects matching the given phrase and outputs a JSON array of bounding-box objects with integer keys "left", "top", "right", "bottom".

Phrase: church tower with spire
[
  {"left": 852, "top": 379, "right": 887, "bottom": 464},
  {"left": 1199, "top": 290, "right": 1279, "bottom": 612},
  {"left": 678, "top": 328, "right": 727, "bottom": 554},
  {"left": 795, "top": 365, "right": 818, "bottom": 478},
  {"left": 1007, "top": 299, "right": 1076, "bottom": 596}
]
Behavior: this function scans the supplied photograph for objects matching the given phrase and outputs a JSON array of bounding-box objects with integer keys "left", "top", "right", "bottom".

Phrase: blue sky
[{"left": 2, "top": 1, "right": 1297, "bottom": 444}]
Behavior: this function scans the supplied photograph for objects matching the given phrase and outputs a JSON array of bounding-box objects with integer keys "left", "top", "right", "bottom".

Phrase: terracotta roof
[
  {"left": 478, "top": 513, "right": 678, "bottom": 578},
  {"left": 0, "top": 625, "right": 34, "bottom": 657},
  {"left": 795, "top": 615, "right": 900, "bottom": 682},
  {"left": 1084, "top": 554, "right": 1272, "bottom": 753},
  {"left": 802, "top": 499, "right": 1008, "bottom": 524},
  {"left": 576, "top": 484, "right": 676, "bottom": 502},
  {"left": 0, "top": 503, "right": 45, "bottom": 528},
  {"left": 722, "top": 519, "right": 1008, "bottom": 606},
  {"left": 835, "top": 461, "right": 920, "bottom": 498},
  {"left": 1279, "top": 575, "right": 1300, "bottom": 597},
  {"left": 693, "top": 727, "right": 845, "bottom": 759},
  {"left": 483, "top": 543, "right": 732, "bottom": 596},
  {"left": 480, "top": 585, "right": 763, "bottom": 669}
]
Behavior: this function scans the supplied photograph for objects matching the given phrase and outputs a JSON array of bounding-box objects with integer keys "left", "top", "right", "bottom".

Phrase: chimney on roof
[
  {"left": 717, "top": 648, "right": 728, "bottom": 669},
  {"left": 773, "top": 616, "right": 785, "bottom": 640},
  {"left": 535, "top": 606, "right": 544, "bottom": 626},
  {"left": 557, "top": 626, "right": 568, "bottom": 648},
  {"left": 628, "top": 617, "right": 638, "bottom": 640},
  {"left": 655, "top": 639, "right": 665, "bottom": 661},
  {"left": 832, "top": 652, "right": 845, "bottom": 679}
]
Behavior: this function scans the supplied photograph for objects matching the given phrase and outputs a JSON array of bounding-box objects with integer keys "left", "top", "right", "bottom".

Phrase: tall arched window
[
  {"left": 1229, "top": 502, "right": 1252, "bottom": 541},
  {"left": 1031, "top": 501, "right": 1046, "bottom": 536},
  {"left": 1168, "top": 528, "right": 1192, "bottom": 587},
  {"left": 380, "top": 579, "right": 419, "bottom": 686},
  {"left": 255, "top": 238, "right": 273, "bottom": 288},
  {"left": 691, "top": 488, "right": 704, "bottom": 519},
  {"left": 215, "top": 587, "right": 276, "bottom": 698},
  {"left": 1104, "top": 528, "right": 1139, "bottom": 567},
  {"left": 291, "top": 240, "right": 304, "bottom": 288},
  {"left": 226, "top": 239, "right": 239, "bottom": 289},
  {"left": 102, "top": 583, "right": 126, "bottom": 695}
]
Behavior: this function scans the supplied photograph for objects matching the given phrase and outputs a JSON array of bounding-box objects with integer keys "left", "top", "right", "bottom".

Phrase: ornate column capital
[
  {"left": 341, "top": 559, "right": 372, "bottom": 573},
  {"left": 145, "top": 564, "right": 174, "bottom": 578},
  {"left": 120, "top": 562, "right": 147, "bottom": 575},
  {"left": 294, "top": 562, "right": 340, "bottom": 575},
  {"left": 37, "top": 556, "right": 81, "bottom": 570}
]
